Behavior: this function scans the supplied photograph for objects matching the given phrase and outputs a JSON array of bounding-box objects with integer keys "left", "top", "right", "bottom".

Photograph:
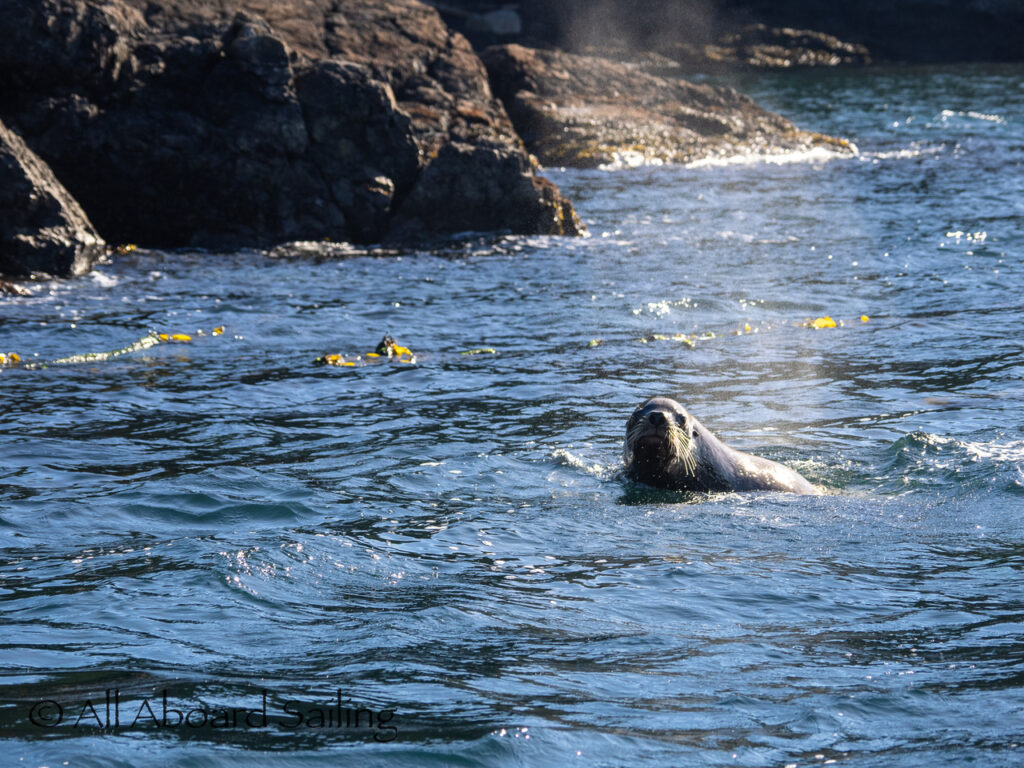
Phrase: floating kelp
[
  {"left": 10, "top": 326, "right": 229, "bottom": 369},
  {"left": 806, "top": 316, "right": 838, "bottom": 329},
  {"left": 461, "top": 348, "right": 497, "bottom": 355},
  {"left": 313, "top": 354, "right": 356, "bottom": 367},
  {"left": 51, "top": 333, "right": 162, "bottom": 364},
  {"left": 631, "top": 313, "right": 870, "bottom": 351},
  {"left": 374, "top": 334, "right": 415, "bottom": 360},
  {"left": 315, "top": 334, "right": 417, "bottom": 367},
  {"left": 637, "top": 332, "right": 712, "bottom": 347}
]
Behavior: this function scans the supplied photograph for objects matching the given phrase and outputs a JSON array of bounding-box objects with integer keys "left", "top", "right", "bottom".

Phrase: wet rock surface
[
  {"left": 482, "top": 44, "right": 854, "bottom": 169},
  {"left": 0, "top": 0, "right": 582, "bottom": 258},
  {"left": 0, "top": 118, "right": 104, "bottom": 278}
]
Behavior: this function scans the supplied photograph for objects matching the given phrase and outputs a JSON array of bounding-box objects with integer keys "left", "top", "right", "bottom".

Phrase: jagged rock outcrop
[
  {"left": 482, "top": 44, "right": 854, "bottom": 169},
  {"left": 0, "top": 0, "right": 582, "bottom": 258},
  {"left": 717, "top": 0, "right": 1024, "bottom": 63},
  {"left": 656, "top": 24, "right": 871, "bottom": 71},
  {"left": 0, "top": 118, "right": 104, "bottom": 277}
]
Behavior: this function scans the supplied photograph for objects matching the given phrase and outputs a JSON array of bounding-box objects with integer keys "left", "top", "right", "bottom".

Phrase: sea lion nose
[{"left": 647, "top": 411, "right": 666, "bottom": 427}]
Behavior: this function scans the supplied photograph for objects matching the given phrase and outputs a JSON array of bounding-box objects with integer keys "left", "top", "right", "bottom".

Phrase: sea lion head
[{"left": 624, "top": 397, "right": 699, "bottom": 486}]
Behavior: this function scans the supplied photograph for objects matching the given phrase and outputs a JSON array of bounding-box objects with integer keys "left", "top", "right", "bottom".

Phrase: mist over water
[{"left": 2, "top": 64, "right": 1023, "bottom": 766}]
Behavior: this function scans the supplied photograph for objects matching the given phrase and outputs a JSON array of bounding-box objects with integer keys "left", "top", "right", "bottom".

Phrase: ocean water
[{"left": 1, "top": 64, "right": 1022, "bottom": 766}]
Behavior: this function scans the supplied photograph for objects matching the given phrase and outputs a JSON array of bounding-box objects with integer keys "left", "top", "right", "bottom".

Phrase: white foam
[
  {"left": 862, "top": 144, "right": 945, "bottom": 161},
  {"left": 685, "top": 144, "right": 855, "bottom": 169},
  {"left": 90, "top": 270, "right": 120, "bottom": 288},
  {"left": 598, "top": 150, "right": 666, "bottom": 171},
  {"left": 551, "top": 448, "right": 608, "bottom": 478},
  {"left": 964, "top": 440, "right": 1024, "bottom": 463},
  {"left": 939, "top": 109, "right": 1005, "bottom": 124}
]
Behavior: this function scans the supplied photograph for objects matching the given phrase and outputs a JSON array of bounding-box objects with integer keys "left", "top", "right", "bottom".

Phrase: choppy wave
[{"left": 881, "top": 431, "right": 1024, "bottom": 493}]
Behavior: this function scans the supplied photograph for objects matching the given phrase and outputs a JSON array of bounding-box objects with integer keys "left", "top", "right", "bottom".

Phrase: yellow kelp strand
[
  {"left": 313, "top": 354, "right": 356, "bottom": 367},
  {"left": 373, "top": 334, "right": 416, "bottom": 363},
  {"left": 318, "top": 334, "right": 418, "bottom": 368},
  {"left": 51, "top": 333, "right": 161, "bottom": 364},
  {"left": 805, "top": 316, "right": 838, "bottom": 329},
  {"left": 42, "top": 326, "right": 226, "bottom": 366}
]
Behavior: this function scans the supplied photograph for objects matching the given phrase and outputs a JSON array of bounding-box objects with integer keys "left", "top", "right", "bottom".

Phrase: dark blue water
[{"left": 2, "top": 65, "right": 1023, "bottom": 766}]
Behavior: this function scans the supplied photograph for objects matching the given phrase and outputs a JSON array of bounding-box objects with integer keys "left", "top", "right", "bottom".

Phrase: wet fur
[{"left": 624, "top": 397, "right": 819, "bottom": 495}]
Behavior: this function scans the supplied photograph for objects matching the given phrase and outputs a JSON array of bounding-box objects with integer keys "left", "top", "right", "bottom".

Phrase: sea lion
[{"left": 624, "top": 397, "right": 819, "bottom": 494}]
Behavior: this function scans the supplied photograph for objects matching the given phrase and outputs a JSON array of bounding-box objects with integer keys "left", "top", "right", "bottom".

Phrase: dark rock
[
  {"left": 390, "top": 141, "right": 582, "bottom": 237},
  {"left": 717, "top": 24, "right": 871, "bottom": 67},
  {"left": 482, "top": 44, "right": 854, "bottom": 169},
  {"left": 305, "top": 0, "right": 584, "bottom": 236},
  {"left": 2, "top": 1, "right": 421, "bottom": 248},
  {"left": 653, "top": 24, "right": 871, "bottom": 71},
  {"left": 0, "top": 0, "right": 582, "bottom": 261},
  {"left": 718, "top": 0, "right": 1024, "bottom": 63},
  {"left": 1, "top": 280, "right": 34, "bottom": 296},
  {"left": 0, "top": 0, "right": 146, "bottom": 96},
  {"left": 0, "top": 118, "right": 105, "bottom": 278}
]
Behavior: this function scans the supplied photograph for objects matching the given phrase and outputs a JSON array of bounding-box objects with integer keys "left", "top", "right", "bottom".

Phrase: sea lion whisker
[
  {"left": 665, "top": 423, "right": 697, "bottom": 477},
  {"left": 623, "top": 421, "right": 647, "bottom": 462}
]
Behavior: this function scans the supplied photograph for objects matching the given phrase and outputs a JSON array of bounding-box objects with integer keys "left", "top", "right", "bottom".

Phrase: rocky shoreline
[
  {"left": 482, "top": 44, "right": 855, "bottom": 170},
  {"left": 0, "top": 0, "right": 866, "bottom": 280}
]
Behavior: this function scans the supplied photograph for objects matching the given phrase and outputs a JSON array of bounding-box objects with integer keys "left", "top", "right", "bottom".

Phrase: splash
[{"left": 551, "top": 448, "right": 609, "bottom": 478}]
